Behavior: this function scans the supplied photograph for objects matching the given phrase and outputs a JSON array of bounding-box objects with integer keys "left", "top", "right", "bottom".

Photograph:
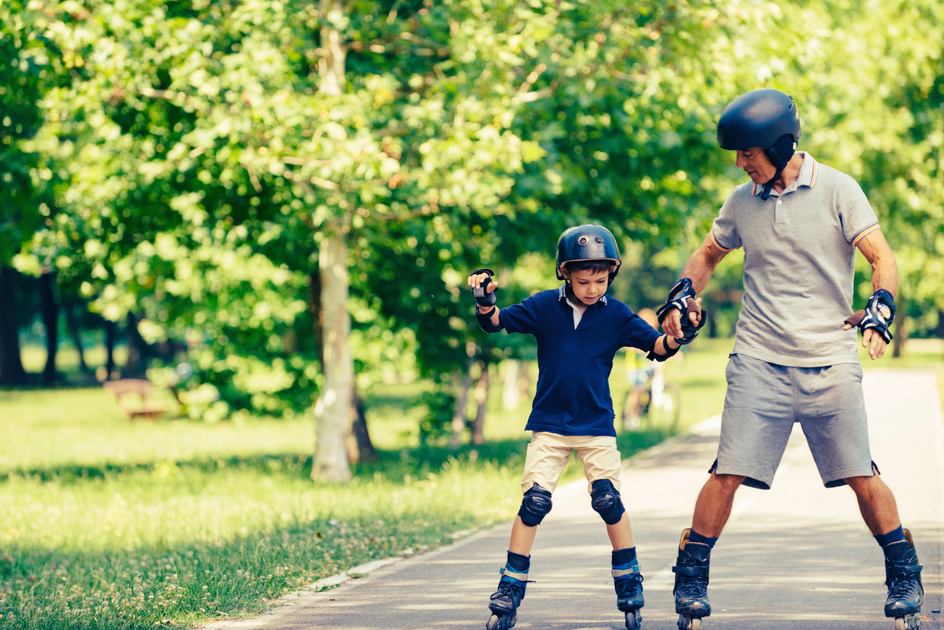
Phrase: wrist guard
[
  {"left": 475, "top": 305, "right": 502, "bottom": 333},
  {"left": 844, "top": 289, "right": 896, "bottom": 343},
  {"left": 656, "top": 278, "right": 696, "bottom": 324},
  {"left": 470, "top": 268, "right": 496, "bottom": 307},
  {"left": 677, "top": 302, "right": 708, "bottom": 345}
]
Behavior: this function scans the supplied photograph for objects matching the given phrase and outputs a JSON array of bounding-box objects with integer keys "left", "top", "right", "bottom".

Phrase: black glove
[
  {"left": 470, "top": 268, "right": 496, "bottom": 307},
  {"left": 845, "top": 289, "right": 896, "bottom": 343},
  {"left": 656, "top": 278, "right": 696, "bottom": 323},
  {"left": 677, "top": 301, "right": 708, "bottom": 345}
]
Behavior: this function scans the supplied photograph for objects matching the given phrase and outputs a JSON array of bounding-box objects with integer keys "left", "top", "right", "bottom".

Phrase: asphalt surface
[{"left": 203, "top": 368, "right": 944, "bottom": 630}]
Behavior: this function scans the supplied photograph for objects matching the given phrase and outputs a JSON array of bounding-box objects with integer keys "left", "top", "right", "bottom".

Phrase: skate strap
[
  {"left": 887, "top": 562, "right": 923, "bottom": 578},
  {"left": 611, "top": 565, "right": 642, "bottom": 579},
  {"left": 672, "top": 564, "right": 709, "bottom": 578},
  {"left": 499, "top": 567, "right": 530, "bottom": 582}
]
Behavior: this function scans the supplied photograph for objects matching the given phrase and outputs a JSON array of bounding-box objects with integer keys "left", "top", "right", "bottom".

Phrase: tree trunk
[
  {"left": 64, "top": 300, "right": 90, "bottom": 375},
  {"left": 313, "top": 231, "right": 353, "bottom": 482},
  {"left": 502, "top": 359, "right": 520, "bottom": 410},
  {"left": 450, "top": 356, "right": 475, "bottom": 449},
  {"left": 892, "top": 293, "right": 907, "bottom": 359},
  {"left": 311, "top": 271, "right": 377, "bottom": 466},
  {"left": 104, "top": 318, "right": 117, "bottom": 380},
  {"left": 38, "top": 270, "right": 59, "bottom": 384},
  {"left": 347, "top": 390, "right": 378, "bottom": 464},
  {"left": 0, "top": 266, "right": 27, "bottom": 386},
  {"left": 311, "top": 0, "right": 355, "bottom": 483},
  {"left": 471, "top": 361, "right": 490, "bottom": 445}
]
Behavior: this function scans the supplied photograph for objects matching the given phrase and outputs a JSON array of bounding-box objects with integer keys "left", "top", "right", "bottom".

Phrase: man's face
[
  {"left": 564, "top": 267, "right": 611, "bottom": 306},
  {"left": 735, "top": 147, "right": 777, "bottom": 185}
]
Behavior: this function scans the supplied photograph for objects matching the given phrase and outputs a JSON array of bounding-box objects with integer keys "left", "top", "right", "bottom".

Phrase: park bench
[{"left": 102, "top": 378, "right": 170, "bottom": 420}]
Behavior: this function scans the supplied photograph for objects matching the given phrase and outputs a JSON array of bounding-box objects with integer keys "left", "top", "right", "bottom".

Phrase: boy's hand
[
  {"left": 467, "top": 269, "right": 498, "bottom": 308},
  {"left": 661, "top": 298, "right": 703, "bottom": 340}
]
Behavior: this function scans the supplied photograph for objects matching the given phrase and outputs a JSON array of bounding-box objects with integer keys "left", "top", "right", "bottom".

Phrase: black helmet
[
  {"left": 555, "top": 225, "right": 621, "bottom": 281},
  {"left": 717, "top": 88, "right": 801, "bottom": 167}
]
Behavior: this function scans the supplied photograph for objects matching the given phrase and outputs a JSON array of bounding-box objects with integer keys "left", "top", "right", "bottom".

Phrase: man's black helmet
[
  {"left": 556, "top": 225, "right": 621, "bottom": 281},
  {"left": 717, "top": 88, "right": 801, "bottom": 167}
]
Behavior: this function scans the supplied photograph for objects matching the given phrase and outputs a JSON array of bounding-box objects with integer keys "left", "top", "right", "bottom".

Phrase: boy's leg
[{"left": 486, "top": 433, "right": 570, "bottom": 630}]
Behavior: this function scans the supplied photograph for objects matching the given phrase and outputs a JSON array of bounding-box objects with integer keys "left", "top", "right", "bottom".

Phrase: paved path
[{"left": 205, "top": 369, "right": 944, "bottom": 630}]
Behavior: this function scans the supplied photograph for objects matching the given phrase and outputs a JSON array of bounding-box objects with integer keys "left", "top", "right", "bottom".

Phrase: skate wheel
[
  {"left": 894, "top": 614, "right": 921, "bottom": 630},
  {"left": 486, "top": 612, "right": 517, "bottom": 630},
  {"left": 625, "top": 609, "right": 642, "bottom": 630},
  {"left": 678, "top": 615, "right": 702, "bottom": 630}
]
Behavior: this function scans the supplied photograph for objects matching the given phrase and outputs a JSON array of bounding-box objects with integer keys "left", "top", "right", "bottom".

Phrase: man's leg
[
  {"left": 844, "top": 473, "right": 901, "bottom": 536},
  {"left": 673, "top": 472, "right": 745, "bottom": 625},
  {"left": 846, "top": 475, "right": 924, "bottom": 621},
  {"left": 691, "top": 471, "right": 746, "bottom": 537}
]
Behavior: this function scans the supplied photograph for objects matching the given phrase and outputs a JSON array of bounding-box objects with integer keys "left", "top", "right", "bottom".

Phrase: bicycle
[{"left": 620, "top": 352, "right": 681, "bottom": 432}]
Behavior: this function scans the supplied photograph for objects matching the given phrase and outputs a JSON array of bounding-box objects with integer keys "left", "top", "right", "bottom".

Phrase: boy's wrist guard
[
  {"left": 647, "top": 338, "right": 681, "bottom": 362},
  {"left": 656, "top": 278, "right": 696, "bottom": 324},
  {"left": 475, "top": 305, "right": 502, "bottom": 333},
  {"left": 470, "top": 268, "right": 497, "bottom": 307},
  {"left": 844, "top": 289, "right": 896, "bottom": 343}
]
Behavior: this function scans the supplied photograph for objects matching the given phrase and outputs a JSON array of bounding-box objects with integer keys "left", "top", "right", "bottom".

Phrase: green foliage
[{"left": 6, "top": 0, "right": 944, "bottom": 422}]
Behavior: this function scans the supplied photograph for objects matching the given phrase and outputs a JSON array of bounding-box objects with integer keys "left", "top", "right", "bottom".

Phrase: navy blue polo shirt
[{"left": 498, "top": 286, "right": 661, "bottom": 437}]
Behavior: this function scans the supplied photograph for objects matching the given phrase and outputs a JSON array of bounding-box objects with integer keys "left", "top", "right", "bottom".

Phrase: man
[{"left": 658, "top": 88, "right": 923, "bottom": 630}]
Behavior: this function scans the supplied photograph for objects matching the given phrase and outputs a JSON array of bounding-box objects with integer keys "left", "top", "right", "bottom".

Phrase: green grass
[
  {"left": 0, "top": 350, "right": 711, "bottom": 630},
  {"left": 1, "top": 336, "right": 938, "bottom": 630}
]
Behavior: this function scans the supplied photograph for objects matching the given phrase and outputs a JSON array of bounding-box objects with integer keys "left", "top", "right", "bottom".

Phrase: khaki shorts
[{"left": 520, "top": 432, "right": 623, "bottom": 494}]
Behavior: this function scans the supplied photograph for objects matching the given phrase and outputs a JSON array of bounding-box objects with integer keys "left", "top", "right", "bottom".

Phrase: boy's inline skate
[
  {"left": 485, "top": 567, "right": 528, "bottom": 630},
  {"left": 613, "top": 563, "right": 644, "bottom": 630},
  {"left": 672, "top": 529, "right": 711, "bottom": 630},
  {"left": 884, "top": 529, "right": 923, "bottom": 630}
]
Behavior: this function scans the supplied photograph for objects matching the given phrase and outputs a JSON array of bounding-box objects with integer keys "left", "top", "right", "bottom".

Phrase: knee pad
[
  {"left": 590, "top": 479, "right": 626, "bottom": 525},
  {"left": 518, "top": 484, "right": 553, "bottom": 526}
]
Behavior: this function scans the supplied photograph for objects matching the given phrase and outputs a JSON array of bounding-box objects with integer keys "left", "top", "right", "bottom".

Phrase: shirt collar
[
  {"left": 751, "top": 152, "right": 818, "bottom": 197},
  {"left": 558, "top": 284, "right": 608, "bottom": 305}
]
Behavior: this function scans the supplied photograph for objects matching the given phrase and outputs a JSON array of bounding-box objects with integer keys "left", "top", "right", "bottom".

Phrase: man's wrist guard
[
  {"left": 475, "top": 305, "right": 502, "bottom": 333},
  {"left": 845, "top": 289, "right": 896, "bottom": 343},
  {"left": 656, "top": 278, "right": 696, "bottom": 324},
  {"left": 470, "top": 268, "right": 496, "bottom": 307},
  {"left": 677, "top": 303, "right": 708, "bottom": 345}
]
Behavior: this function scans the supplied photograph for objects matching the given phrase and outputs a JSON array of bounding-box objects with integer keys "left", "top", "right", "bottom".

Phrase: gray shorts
[{"left": 713, "top": 353, "right": 875, "bottom": 489}]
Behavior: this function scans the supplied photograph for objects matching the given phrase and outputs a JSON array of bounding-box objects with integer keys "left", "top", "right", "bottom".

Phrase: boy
[{"left": 467, "top": 224, "right": 705, "bottom": 630}]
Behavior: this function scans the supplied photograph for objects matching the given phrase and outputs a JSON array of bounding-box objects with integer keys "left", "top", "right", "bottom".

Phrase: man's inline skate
[
  {"left": 884, "top": 529, "right": 923, "bottom": 630},
  {"left": 613, "top": 560, "right": 644, "bottom": 630},
  {"left": 672, "top": 529, "right": 711, "bottom": 630},
  {"left": 485, "top": 567, "right": 528, "bottom": 630}
]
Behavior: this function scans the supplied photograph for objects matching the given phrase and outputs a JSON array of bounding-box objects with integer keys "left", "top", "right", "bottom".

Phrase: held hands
[
  {"left": 657, "top": 279, "right": 706, "bottom": 344},
  {"left": 661, "top": 298, "right": 705, "bottom": 342}
]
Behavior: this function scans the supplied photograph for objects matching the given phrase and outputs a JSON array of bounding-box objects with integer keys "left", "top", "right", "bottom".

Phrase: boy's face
[{"left": 563, "top": 267, "right": 611, "bottom": 306}]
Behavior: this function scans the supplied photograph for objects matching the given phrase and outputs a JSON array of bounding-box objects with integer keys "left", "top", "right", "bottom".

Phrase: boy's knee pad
[
  {"left": 518, "top": 483, "right": 553, "bottom": 526},
  {"left": 590, "top": 479, "right": 625, "bottom": 525}
]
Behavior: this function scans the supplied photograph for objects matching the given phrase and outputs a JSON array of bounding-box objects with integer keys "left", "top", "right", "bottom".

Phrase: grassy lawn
[{"left": 0, "top": 336, "right": 938, "bottom": 630}]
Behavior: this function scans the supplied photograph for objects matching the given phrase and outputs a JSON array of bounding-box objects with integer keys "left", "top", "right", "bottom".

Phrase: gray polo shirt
[{"left": 710, "top": 153, "right": 880, "bottom": 367}]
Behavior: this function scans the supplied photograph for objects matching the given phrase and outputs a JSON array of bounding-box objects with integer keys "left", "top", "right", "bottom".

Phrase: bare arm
[
  {"left": 662, "top": 234, "right": 729, "bottom": 338},
  {"left": 843, "top": 228, "right": 898, "bottom": 360},
  {"left": 855, "top": 228, "right": 898, "bottom": 298}
]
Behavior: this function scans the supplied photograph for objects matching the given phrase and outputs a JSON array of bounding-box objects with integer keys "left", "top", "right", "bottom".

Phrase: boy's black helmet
[
  {"left": 556, "top": 225, "right": 621, "bottom": 280},
  {"left": 717, "top": 88, "right": 801, "bottom": 166}
]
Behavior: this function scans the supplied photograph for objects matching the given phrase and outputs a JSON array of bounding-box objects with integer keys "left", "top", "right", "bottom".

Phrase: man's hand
[
  {"left": 843, "top": 317, "right": 889, "bottom": 360},
  {"left": 843, "top": 289, "right": 896, "bottom": 360},
  {"left": 662, "top": 297, "right": 705, "bottom": 342}
]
